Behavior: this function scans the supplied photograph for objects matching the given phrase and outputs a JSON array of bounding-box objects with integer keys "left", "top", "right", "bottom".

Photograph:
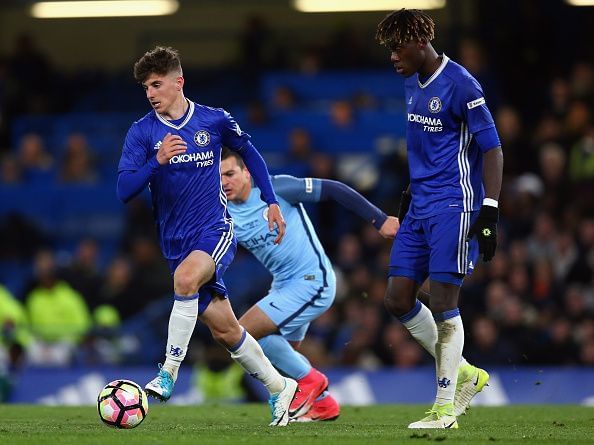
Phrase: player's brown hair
[
  {"left": 221, "top": 147, "right": 245, "bottom": 169},
  {"left": 133, "top": 46, "right": 182, "bottom": 83},
  {"left": 375, "top": 9, "right": 435, "bottom": 49}
]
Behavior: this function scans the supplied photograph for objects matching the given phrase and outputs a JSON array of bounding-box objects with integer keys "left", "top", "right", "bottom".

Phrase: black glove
[
  {"left": 467, "top": 204, "right": 498, "bottom": 261},
  {"left": 398, "top": 189, "right": 412, "bottom": 222}
]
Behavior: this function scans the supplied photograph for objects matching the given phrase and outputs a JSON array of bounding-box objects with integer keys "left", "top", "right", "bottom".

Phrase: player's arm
[
  {"left": 117, "top": 132, "right": 186, "bottom": 203},
  {"left": 117, "top": 158, "right": 160, "bottom": 203},
  {"left": 272, "top": 175, "right": 399, "bottom": 238},
  {"left": 221, "top": 111, "right": 285, "bottom": 244},
  {"left": 457, "top": 78, "right": 504, "bottom": 261},
  {"left": 467, "top": 128, "right": 503, "bottom": 262}
]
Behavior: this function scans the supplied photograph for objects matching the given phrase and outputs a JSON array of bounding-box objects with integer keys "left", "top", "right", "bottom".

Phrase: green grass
[{"left": 0, "top": 404, "right": 592, "bottom": 445}]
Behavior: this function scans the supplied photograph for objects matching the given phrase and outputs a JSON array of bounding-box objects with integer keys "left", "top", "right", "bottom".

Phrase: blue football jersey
[
  {"left": 118, "top": 100, "right": 248, "bottom": 263},
  {"left": 227, "top": 177, "right": 332, "bottom": 286},
  {"left": 404, "top": 55, "right": 497, "bottom": 218}
]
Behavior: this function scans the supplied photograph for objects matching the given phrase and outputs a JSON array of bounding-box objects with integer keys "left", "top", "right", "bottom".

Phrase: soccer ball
[{"left": 97, "top": 379, "right": 148, "bottom": 429}]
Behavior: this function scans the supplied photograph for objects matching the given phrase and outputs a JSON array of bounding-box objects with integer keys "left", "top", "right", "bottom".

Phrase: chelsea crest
[
  {"left": 428, "top": 97, "right": 442, "bottom": 113},
  {"left": 194, "top": 130, "right": 210, "bottom": 147}
]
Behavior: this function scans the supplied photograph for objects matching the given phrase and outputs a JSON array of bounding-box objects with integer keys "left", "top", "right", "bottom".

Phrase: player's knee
[
  {"left": 384, "top": 289, "right": 413, "bottom": 317},
  {"left": 384, "top": 291, "right": 402, "bottom": 316},
  {"left": 174, "top": 269, "right": 200, "bottom": 296}
]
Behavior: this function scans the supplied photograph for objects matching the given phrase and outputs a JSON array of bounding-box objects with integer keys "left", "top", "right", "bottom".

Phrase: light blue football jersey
[
  {"left": 227, "top": 176, "right": 332, "bottom": 286},
  {"left": 404, "top": 55, "right": 497, "bottom": 219},
  {"left": 118, "top": 100, "right": 248, "bottom": 263}
]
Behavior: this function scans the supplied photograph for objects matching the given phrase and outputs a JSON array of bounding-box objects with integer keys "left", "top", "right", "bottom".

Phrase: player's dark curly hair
[
  {"left": 375, "top": 9, "right": 435, "bottom": 49},
  {"left": 133, "top": 46, "right": 182, "bottom": 83}
]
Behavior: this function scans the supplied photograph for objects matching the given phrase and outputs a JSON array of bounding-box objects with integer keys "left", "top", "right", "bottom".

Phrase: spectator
[
  {"left": 563, "top": 100, "right": 591, "bottom": 145},
  {"left": 538, "top": 142, "right": 569, "bottom": 213},
  {"left": 525, "top": 212, "right": 557, "bottom": 263},
  {"left": 569, "top": 62, "right": 594, "bottom": 105},
  {"left": 96, "top": 256, "right": 137, "bottom": 321},
  {"left": 61, "top": 238, "right": 103, "bottom": 307},
  {"left": 552, "top": 231, "right": 579, "bottom": 283},
  {"left": 17, "top": 133, "right": 54, "bottom": 183},
  {"left": 245, "top": 100, "right": 270, "bottom": 127},
  {"left": 283, "top": 127, "right": 315, "bottom": 177},
  {"left": 579, "top": 339, "right": 594, "bottom": 365},
  {"left": 58, "top": 133, "right": 98, "bottom": 184},
  {"left": 536, "top": 317, "right": 579, "bottom": 364},
  {"left": 330, "top": 100, "right": 355, "bottom": 129},
  {"left": 25, "top": 249, "right": 92, "bottom": 365},
  {"left": 0, "top": 153, "right": 22, "bottom": 185},
  {"left": 495, "top": 106, "right": 529, "bottom": 174},
  {"left": 0, "top": 284, "right": 30, "bottom": 368},
  {"left": 467, "top": 316, "right": 519, "bottom": 365},
  {"left": 549, "top": 78, "right": 572, "bottom": 118},
  {"left": 127, "top": 236, "right": 172, "bottom": 309},
  {"left": 568, "top": 126, "right": 594, "bottom": 206}
]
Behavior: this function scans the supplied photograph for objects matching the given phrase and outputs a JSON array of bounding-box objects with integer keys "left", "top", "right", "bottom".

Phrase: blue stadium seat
[{"left": 262, "top": 71, "right": 405, "bottom": 104}]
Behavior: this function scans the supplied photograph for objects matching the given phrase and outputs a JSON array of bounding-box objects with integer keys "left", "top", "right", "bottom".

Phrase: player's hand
[
  {"left": 467, "top": 204, "right": 498, "bottom": 261},
  {"left": 156, "top": 132, "right": 187, "bottom": 165},
  {"left": 398, "top": 189, "right": 412, "bottom": 222},
  {"left": 267, "top": 203, "right": 286, "bottom": 245},
  {"left": 379, "top": 216, "right": 400, "bottom": 239}
]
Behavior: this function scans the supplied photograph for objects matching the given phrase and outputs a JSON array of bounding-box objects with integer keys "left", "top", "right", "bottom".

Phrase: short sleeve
[
  {"left": 220, "top": 110, "right": 251, "bottom": 150},
  {"left": 118, "top": 123, "right": 149, "bottom": 173}
]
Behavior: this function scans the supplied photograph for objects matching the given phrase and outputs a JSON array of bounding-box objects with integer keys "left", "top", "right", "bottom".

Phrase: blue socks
[{"left": 258, "top": 334, "right": 311, "bottom": 380}]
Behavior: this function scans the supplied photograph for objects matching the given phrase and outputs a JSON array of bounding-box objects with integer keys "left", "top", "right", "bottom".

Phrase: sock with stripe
[
  {"left": 398, "top": 299, "right": 437, "bottom": 356},
  {"left": 229, "top": 329, "right": 286, "bottom": 394},
  {"left": 399, "top": 299, "right": 469, "bottom": 368}
]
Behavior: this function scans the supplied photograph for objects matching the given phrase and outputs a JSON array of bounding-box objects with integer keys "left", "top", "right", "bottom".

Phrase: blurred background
[{"left": 1, "top": 0, "right": 594, "bottom": 405}]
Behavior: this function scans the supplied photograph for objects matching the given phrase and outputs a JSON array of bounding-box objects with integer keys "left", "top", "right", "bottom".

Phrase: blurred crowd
[{"left": 1, "top": 13, "right": 594, "bottom": 400}]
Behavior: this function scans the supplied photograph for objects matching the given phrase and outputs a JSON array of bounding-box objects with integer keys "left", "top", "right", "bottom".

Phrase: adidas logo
[{"left": 153, "top": 140, "right": 162, "bottom": 150}]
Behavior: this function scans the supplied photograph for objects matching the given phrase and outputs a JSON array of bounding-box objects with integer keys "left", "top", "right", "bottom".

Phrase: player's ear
[{"left": 177, "top": 76, "right": 184, "bottom": 91}]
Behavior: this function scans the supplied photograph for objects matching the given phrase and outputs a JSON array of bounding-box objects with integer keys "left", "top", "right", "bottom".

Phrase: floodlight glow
[
  {"left": 31, "top": 0, "right": 179, "bottom": 18},
  {"left": 293, "top": 0, "right": 446, "bottom": 13},
  {"left": 565, "top": 0, "right": 594, "bottom": 5}
]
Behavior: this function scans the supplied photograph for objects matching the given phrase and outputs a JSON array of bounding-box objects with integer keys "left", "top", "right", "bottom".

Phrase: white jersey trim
[
  {"left": 155, "top": 100, "right": 195, "bottom": 130},
  {"left": 418, "top": 54, "right": 449, "bottom": 89},
  {"left": 210, "top": 154, "right": 234, "bottom": 265},
  {"left": 457, "top": 212, "right": 470, "bottom": 274},
  {"left": 457, "top": 122, "right": 474, "bottom": 212},
  {"left": 211, "top": 221, "right": 234, "bottom": 265}
]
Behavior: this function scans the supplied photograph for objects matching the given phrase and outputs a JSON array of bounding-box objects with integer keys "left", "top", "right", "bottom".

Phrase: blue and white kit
[
  {"left": 390, "top": 55, "right": 501, "bottom": 284},
  {"left": 117, "top": 100, "right": 277, "bottom": 313}
]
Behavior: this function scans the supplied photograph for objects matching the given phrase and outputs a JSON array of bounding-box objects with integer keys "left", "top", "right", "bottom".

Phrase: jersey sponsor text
[
  {"left": 169, "top": 150, "right": 214, "bottom": 167},
  {"left": 408, "top": 113, "right": 443, "bottom": 132}
]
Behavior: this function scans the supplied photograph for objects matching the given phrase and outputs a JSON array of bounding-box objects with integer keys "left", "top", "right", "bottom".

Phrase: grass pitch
[{"left": 0, "top": 404, "right": 592, "bottom": 445}]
